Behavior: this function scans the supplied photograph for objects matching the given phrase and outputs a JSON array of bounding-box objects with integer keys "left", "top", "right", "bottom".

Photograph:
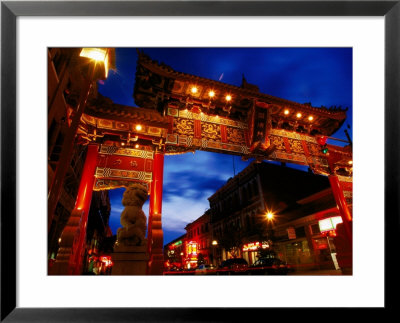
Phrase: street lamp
[
  {"left": 266, "top": 212, "right": 274, "bottom": 221},
  {"left": 211, "top": 240, "right": 218, "bottom": 266},
  {"left": 265, "top": 211, "right": 275, "bottom": 249}
]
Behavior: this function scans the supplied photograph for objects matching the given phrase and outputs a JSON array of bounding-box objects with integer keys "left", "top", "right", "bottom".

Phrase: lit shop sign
[
  {"left": 242, "top": 241, "right": 269, "bottom": 251},
  {"left": 186, "top": 241, "right": 198, "bottom": 263},
  {"left": 169, "top": 240, "right": 183, "bottom": 249},
  {"left": 99, "top": 255, "right": 113, "bottom": 267},
  {"left": 173, "top": 240, "right": 182, "bottom": 247},
  {"left": 318, "top": 216, "right": 343, "bottom": 233},
  {"left": 186, "top": 241, "right": 198, "bottom": 256}
]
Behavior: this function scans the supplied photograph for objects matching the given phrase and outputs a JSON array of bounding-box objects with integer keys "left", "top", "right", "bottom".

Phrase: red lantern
[{"left": 317, "top": 136, "right": 328, "bottom": 145}]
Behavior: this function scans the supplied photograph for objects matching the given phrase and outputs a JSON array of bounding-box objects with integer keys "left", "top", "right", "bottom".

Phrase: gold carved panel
[
  {"left": 202, "top": 123, "right": 220, "bottom": 140},
  {"left": 175, "top": 118, "right": 194, "bottom": 136}
]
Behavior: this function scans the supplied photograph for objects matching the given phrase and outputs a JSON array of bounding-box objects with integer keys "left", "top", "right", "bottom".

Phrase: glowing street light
[
  {"left": 266, "top": 212, "right": 274, "bottom": 220},
  {"left": 80, "top": 48, "right": 108, "bottom": 62},
  {"left": 80, "top": 48, "right": 112, "bottom": 78}
]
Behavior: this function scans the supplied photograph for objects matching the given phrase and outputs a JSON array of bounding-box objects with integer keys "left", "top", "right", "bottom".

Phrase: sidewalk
[{"left": 288, "top": 269, "right": 345, "bottom": 275}]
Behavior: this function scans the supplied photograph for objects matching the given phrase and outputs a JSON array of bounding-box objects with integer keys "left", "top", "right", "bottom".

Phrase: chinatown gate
[{"left": 49, "top": 51, "right": 353, "bottom": 275}]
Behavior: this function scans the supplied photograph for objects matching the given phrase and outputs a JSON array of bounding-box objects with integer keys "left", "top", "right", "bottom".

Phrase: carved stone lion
[{"left": 116, "top": 184, "right": 148, "bottom": 246}]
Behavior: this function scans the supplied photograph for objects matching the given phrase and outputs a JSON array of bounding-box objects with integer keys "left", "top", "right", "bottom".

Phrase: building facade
[
  {"left": 48, "top": 48, "right": 115, "bottom": 274},
  {"left": 208, "top": 161, "right": 342, "bottom": 270},
  {"left": 164, "top": 235, "right": 186, "bottom": 270},
  {"left": 163, "top": 161, "right": 344, "bottom": 272},
  {"left": 184, "top": 211, "right": 212, "bottom": 269}
]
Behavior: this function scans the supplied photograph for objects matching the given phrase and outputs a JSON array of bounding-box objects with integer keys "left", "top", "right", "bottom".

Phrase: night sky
[{"left": 97, "top": 48, "right": 353, "bottom": 245}]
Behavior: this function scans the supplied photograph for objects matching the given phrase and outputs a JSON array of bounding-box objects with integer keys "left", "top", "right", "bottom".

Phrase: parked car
[
  {"left": 218, "top": 258, "right": 248, "bottom": 275},
  {"left": 248, "top": 258, "right": 291, "bottom": 275},
  {"left": 195, "top": 264, "right": 217, "bottom": 275}
]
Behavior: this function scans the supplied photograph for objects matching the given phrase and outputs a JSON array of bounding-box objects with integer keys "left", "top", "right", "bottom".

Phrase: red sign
[
  {"left": 97, "top": 154, "right": 153, "bottom": 173},
  {"left": 94, "top": 145, "right": 154, "bottom": 191},
  {"left": 287, "top": 227, "right": 296, "bottom": 240}
]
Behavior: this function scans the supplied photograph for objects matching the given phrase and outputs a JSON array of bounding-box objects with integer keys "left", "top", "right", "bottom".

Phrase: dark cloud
[{"left": 163, "top": 171, "right": 227, "bottom": 202}]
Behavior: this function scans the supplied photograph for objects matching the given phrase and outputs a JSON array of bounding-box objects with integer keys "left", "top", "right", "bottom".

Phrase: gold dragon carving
[
  {"left": 175, "top": 118, "right": 194, "bottom": 136},
  {"left": 227, "top": 128, "right": 245, "bottom": 145},
  {"left": 202, "top": 123, "right": 220, "bottom": 140}
]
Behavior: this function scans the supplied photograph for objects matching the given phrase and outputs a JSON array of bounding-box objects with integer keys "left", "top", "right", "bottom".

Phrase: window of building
[
  {"left": 253, "top": 181, "right": 259, "bottom": 196},
  {"left": 295, "top": 226, "right": 306, "bottom": 238},
  {"left": 311, "top": 224, "right": 320, "bottom": 234}
]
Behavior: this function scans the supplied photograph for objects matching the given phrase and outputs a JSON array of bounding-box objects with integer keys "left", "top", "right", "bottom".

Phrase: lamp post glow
[
  {"left": 266, "top": 212, "right": 274, "bottom": 220},
  {"left": 80, "top": 48, "right": 110, "bottom": 78},
  {"left": 265, "top": 211, "right": 274, "bottom": 249}
]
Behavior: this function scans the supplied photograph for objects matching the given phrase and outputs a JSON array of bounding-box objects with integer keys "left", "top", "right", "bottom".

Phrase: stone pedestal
[{"left": 111, "top": 242, "right": 149, "bottom": 275}]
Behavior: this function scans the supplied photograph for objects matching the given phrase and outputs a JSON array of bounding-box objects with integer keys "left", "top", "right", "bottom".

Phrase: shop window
[
  {"left": 285, "top": 240, "right": 312, "bottom": 265},
  {"left": 295, "top": 226, "right": 306, "bottom": 238}
]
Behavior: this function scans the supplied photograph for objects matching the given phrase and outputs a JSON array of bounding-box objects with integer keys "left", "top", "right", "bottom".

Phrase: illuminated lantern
[{"left": 317, "top": 136, "right": 328, "bottom": 145}]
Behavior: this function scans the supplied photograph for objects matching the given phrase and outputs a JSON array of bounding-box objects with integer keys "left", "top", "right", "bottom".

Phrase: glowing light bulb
[
  {"left": 225, "top": 95, "right": 232, "bottom": 101},
  {"left": 266, "top": 212, "right": 274, "bottom": 220},
  {"left": 209, "top": 90, "right": 215, "bottom": 98},
  {"left": 296, "top": 112, "right": 302, "bottom": 118},
  {"left": 191, "top": 86, "right": 198, "bottom": 94},
  {"left": 308, "top": 116, "right": 314, "bottom": 121},
  {"left": 80, "top": 48, "right": 107, "bottom": 63},
  {"left": 136, "top": 125, "right": 142, "bottom": 131},
  {"left": 284, "top": 109, "right": 289, "bottom": 115}
]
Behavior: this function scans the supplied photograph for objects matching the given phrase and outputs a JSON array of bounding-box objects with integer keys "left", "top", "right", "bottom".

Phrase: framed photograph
[{"left": 2, "top": 0, "right": 399, "bottom": 321}]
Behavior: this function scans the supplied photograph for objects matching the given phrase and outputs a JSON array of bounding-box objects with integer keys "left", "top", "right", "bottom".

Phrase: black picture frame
[{"left": 1, "top": 1, "right": 399, "bottom": 321}]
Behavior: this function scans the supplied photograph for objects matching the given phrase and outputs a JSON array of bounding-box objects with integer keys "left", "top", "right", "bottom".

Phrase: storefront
[
  {"left": 277, "top": 239, "right": 313, "bottom": 269},
  {"left": 242, "top": 241, "right": 270, "bottom": 265},
  {"left": 313, "top": 216, "right": 343, "bottom": 270},
  {"left": 185, "top": 241, "right": 199, "bottom": 269}
]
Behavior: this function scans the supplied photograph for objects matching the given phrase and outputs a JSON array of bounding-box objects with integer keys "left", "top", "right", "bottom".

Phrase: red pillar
[
  {"left": 147, "top": 151, "right": 165, "bottom": 275},
  {"left": 50, "top": 144, "right": 98, "bottom": 275},
  {"left": 329, "top": 175, "right": 352, "bottom": 274},
  {"left": 328, "top": 175, "right": 352, "bottom": 241}
]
